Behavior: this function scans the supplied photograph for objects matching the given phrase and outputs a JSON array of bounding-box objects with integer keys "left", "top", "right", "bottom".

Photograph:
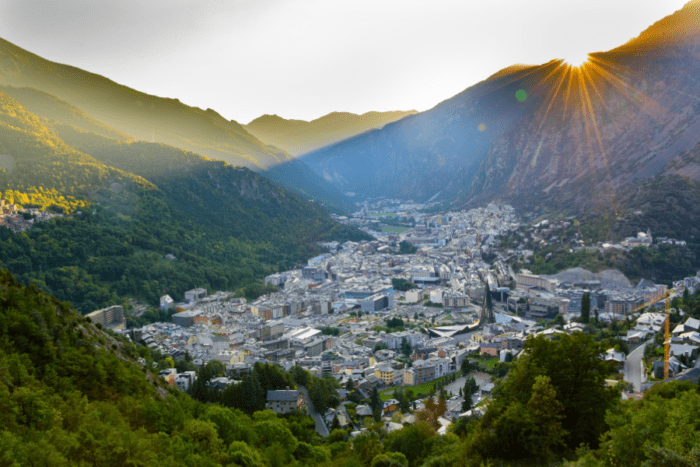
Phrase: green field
[
  {"left": 478, "top": 356, "right": 499, "bottom": 370},
  {"left": 379, "top": 373, "right": 458, "bottom": 401},
  {"left": 381, "top": 226, "right": 408, "bottom": 233}
]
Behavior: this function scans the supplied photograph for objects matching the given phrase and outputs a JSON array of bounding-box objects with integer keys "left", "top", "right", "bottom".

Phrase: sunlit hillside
[{"left": 0, "top": 38, "right": 290, "bottom": 170}]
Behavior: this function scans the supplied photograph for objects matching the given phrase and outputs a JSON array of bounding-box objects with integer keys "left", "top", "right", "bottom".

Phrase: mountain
[
  {"left": 245, "top": 110, "right": 418, "bottom": 156},
  {"left": 0, "top": 38, "right": 289, "bottom": 170},
  {"left": 0, "top": 91, "right": 370, "bottom": 312},
  {"left": 0, "top": 36, "right": 357, "bottom": 213},
  {"left": 296, "top": 2, "right": 700, "bottom": 232}
]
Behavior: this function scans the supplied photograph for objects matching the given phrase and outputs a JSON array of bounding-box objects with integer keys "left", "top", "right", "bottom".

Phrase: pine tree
[
  {"left": 581, "top": 292, "right": 591, "bottom": 324},
  {"left": 483, "top": 282, "right": 494, "bottom": 324}
]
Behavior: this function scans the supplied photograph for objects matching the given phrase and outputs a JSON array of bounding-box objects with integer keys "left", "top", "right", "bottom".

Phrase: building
[
  {"left": 480, "top": 343, "right": 499, "bottom": 357},
  {"left": 175, "top": 371, "right": 197, "bottom": 391},
  {"left": 374, "top": 365, "right": 396, "bottom": 386},
  {"left": 412, "top": 360, "right": 436, "bottom": 384},
  {"left": 405, "top": 290, "right": 421, "bottom": 303},
  {"left": 515, "top": 273, "right": 555, "bottom": 293},
  {"left": 361, "top": 293, "right": 394, "bottom": 312},
  {"left": 184, "top": 288, "right": 207, "bottom": 303},
  {"left": 266, "top": 390, "right": 304, "bottom": 414},
  {"left": 443, "top": 293, "right": 469, "bottom": 308},
  {"left": 605, "top": 297, "right": 644, "bottom": 317},
  {"left": 302, "top": 267, "right": 326, "bottom": 282},
  {"left": 381, "top": 331, "right": 426, "bottom": 350},
  {"left": 172, "top": 310, "right": 203, "bottom": 328},
  {"left": 160, "top": 295, "right": 174, "bottom": 310},
  {"left": 429, "top": 290, "right": 444, "bottom": 304},
  {"left": 87, "top": 305, "right": 126, "bottom": 331},
  {"left": 403, "top": 368, "right": 415, "bottom": 386}
]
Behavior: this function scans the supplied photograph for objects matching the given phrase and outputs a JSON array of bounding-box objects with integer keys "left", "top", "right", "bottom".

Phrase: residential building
[
  {"left": 87, "top": 305, "right": 126, "bottom": 331},
  {"left": 412, "top": 360, "right": 436, "bottom": 384},
  {"left": 185, "top": 288, "right": 207, "bottom": 303},
  {"left": 374, "top": 365, "right": 396, "bottom": 386},
  {"left": 265, "top": 390, "right": 304, "bottom": 414}
]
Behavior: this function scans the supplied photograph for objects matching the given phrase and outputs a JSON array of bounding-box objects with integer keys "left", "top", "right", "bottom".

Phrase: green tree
[
  {"left": 371, "top": 452, "right": 409, "bottom": 467},
  {"left": 463, "top": 376, "right": 479, "bottom": 399},
  {"left": 491, "top": 333, "right": 618, "bottom": 450},
  {"left": 581, "top": 292, "right": 591, "bottom": 324},
  {"left": 400, "top": 337, "right": 412, "bottom": 357},
  {"left": 371, "top": 387, "right": 382, "bottom": 422}
]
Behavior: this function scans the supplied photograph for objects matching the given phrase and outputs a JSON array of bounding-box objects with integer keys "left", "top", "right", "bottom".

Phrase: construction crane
[{"left": 633, "top": 287, "right": 682, "bottom": 380}]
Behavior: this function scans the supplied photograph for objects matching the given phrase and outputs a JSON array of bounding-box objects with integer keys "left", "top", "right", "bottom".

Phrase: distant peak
[{"left": 247, "top": 114, "right": 305, "bottom": 125}]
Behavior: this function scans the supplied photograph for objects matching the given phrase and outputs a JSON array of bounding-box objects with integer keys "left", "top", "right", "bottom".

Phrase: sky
[{"left": 0, "top": 0, "right": 690, "bottom": 124}]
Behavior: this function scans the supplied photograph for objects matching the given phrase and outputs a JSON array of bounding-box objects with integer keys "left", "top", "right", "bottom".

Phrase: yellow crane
[{"left": 633, "top": 287, "right": 682, "bottom": 380}]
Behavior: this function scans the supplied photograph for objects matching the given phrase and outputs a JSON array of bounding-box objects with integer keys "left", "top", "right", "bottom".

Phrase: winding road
[
  {"left": 624, "top": 339, "right": 651, "bottom": 392},
  {"left": 297, "top": 385, "right": 329, "bottom": 437}
]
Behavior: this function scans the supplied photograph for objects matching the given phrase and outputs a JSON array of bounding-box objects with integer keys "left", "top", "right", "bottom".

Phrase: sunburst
[{"left": 563, "top": 52, "right": 590, "bottom": 68}]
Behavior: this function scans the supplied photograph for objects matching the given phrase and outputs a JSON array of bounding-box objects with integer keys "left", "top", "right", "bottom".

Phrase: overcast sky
[{"left": 0, "top": 0, "right": 689, "bottom": 123}]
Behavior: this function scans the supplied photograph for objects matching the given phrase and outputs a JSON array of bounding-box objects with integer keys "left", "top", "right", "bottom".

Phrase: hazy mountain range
[
  {"left": 245, "top": 111, "right": 417, "bottom": 157},
  {"left": 1, "top": 1, "right": 700, "bottom": 239}
]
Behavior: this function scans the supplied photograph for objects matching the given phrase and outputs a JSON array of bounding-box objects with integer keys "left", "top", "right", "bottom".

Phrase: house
[
  {"left": 604, "top": 349, "right": 626, "bottom": 370},
  {"left": 175, "top": 371, "right": 197, "bottom": 391},
  {"left": 374, "top": 364, "right": 396, "bottom": 386},
  {"left": 158, "top": 368, "right": 177, "bottom": 386},
  {"left": 403, "top": 368, "right": 415, "bottom": 386},
  {"left": 265, "top": 390, "right": 304, "bottom": 414},
  {"left": 208, "top": 377, "right": 235, "bottom": 391},
  {"left": 669, "top": 344, "right": 699, "bottom": 359},
  {"left": 355, "top": 405, "right": 373, "bottom": 417},
  {"left": 667, "top": 367, "right": 700, "bottom": 384},
  {"left": 479, "top": 343, "right": 499, "bottom": 357},
  {"left": 382, "top": 399, "right": 400, "bottom": 413},
  {"left": 685, "top": 317, "right": 700, "bottom": 332},
  {"left": 653, "top": 357, "right": 683, "bottom": 379},
  {"left": 324, "top": 408, "right": 349, "bottom": 427}
]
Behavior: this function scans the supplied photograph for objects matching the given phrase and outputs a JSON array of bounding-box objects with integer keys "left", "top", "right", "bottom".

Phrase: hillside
[
  {"left": 245, "top": 110, "right": 417, "bottom": 156},
  {"left": 0, "top": 37, "right": 290, "bottom": 170},
  {"left": 5, "top": 266, "right": 700, "bottom": 466},
  {"left": 0, "top": 82, "right": 355, "bottom": 214},
  {"left": 0, "top": 92, "right": 371, "bottom": 312},
  {"left": 296, "top": 2, "right": 700, "bottom": 226},
  {"left": 0, "top": 268, "right": 331, "bottom": 466}
]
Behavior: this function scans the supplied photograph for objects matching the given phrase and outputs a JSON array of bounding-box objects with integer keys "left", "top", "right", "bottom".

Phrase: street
[
  {"left": 297, "top": 385, "right": 329, "bottom": 437},
  {"left": 624, "top": 339, "right": 651, "bottom": 392}
]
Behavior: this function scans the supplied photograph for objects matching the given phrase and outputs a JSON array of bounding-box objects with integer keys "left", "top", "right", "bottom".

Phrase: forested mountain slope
[
  {"left": 0, "top": 92, "right": 370, "bottom": 312},
  {"left": 0, "top": 82, "right": 356, "bottom": 214}
]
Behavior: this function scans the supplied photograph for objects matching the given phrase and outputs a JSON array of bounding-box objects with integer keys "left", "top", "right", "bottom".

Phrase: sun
[{"left": 563, "top": 52, "right": 590, "bottom": 68}]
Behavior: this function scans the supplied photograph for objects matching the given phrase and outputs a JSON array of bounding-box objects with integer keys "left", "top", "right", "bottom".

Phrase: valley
[{"left": 1, "top": 1, "right": 700, "bottom": 466}]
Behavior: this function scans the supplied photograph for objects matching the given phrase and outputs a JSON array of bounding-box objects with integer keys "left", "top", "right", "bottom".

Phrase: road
[
  {"left": 624, "top": 339, "right": 651, "bottom": 392},
  {"left": 297, "top": 385, "right": 329, "bottom": 437}
]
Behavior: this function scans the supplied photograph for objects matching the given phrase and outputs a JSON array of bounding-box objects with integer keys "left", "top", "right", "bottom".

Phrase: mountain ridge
[
  {"left": 245, "top": 109, "right": 418, "bottom": 157},
  {"left": 293, "top": 3, "right": 700, "bottom": 235}
]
